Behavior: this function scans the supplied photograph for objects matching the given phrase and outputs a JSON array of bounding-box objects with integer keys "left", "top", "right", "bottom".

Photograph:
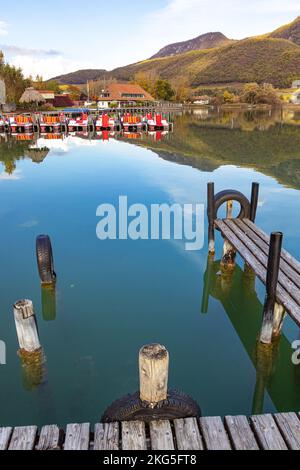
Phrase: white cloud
[
  {"left": 142, "top": 0, "right": 300, "bottom": 52},
  {"left": 0, "top": 170, "right": 22, "bottom": 181},
  {"left": 0, "top": 44, "right": 60, "bottom": 57},
  {"left": 0, "top": 20, "right": 8, "bottom": 36},
  {"left": 9, "top": 54, "right": 93, "bottom": 80}
]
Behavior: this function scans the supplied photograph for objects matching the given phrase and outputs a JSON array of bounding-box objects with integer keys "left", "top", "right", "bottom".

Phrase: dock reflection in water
[{"left": 202, "top": 256, "right": 300, "bottom": 414}]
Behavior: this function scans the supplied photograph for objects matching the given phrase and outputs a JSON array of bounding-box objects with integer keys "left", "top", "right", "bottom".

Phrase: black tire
[
  {"left": 214, "top": 190, "right": 251, "bottom": 220},
  {"left": 36, "top": 235, "right": 56, "bottom": 284},
  {"left": 101, "top": 390, "right": 201, "bottom": 423}
]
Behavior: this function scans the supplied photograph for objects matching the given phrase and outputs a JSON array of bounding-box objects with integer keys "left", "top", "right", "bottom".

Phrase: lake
[{"left": 1, "top": 108, "right": 300, "bottom": 427}]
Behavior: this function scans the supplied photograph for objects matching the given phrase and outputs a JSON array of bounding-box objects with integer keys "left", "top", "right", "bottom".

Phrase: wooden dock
[
  {"left": 207, "top": 182, "right": 300, "bottom": 344},
  {"left": 1, "top": 412, "right": 300, "bottom": 450}
]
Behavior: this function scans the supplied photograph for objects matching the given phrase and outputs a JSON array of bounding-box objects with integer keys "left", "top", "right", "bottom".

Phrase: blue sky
[{"left": 0, "top": 0, "right": 299, "bottom": 79}]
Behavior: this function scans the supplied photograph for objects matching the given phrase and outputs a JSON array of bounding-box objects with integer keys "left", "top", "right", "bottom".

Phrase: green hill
[
  {"left": 112, "top": 37, "right": 300, "bottom": 88},
  {"left": 268, "top": 16, "right": 300, "bottom": 45},
  {"left": 50, "top": 17, "right": 300, "bottom": 89}
]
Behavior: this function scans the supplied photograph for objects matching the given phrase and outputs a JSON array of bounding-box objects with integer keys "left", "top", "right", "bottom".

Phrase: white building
[
  {"left": 0, "top": 79, "right": 6, "bottom": 106},
  {"left": 292, "top": 80, "right": 300, "bottom": 89},
  {"left": 291, "top": 91, "right": 300, "bottom": 104}
]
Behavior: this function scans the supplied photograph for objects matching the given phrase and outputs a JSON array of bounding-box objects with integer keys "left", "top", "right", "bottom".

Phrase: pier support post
[
  {"left": 139, "top": 344, "right": 169, "bottom": 408},
  {"left": 272, "top": 303, "right": 286, "bottom": 337},
  {"left": 14, "top": 300, "right": 41, "bottom": 353},
  {"left": 250, "top": 182, "right": 260, "bottom": 223},
  {"left": 207, "top": 182, "right": 215, "bottom": 255},
  {"left": 221, "top": 200, "right": 236, "bottom": 270},
  {"left": 260, "top": 232, "right": 283, "bottom": 344}
]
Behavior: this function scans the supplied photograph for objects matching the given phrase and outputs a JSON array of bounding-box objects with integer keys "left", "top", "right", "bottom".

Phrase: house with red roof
[{"left": 97, "top": 83, "right": 155, "bottom": 108}]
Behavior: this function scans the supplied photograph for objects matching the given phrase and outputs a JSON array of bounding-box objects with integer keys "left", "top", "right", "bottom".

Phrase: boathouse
[{"left": 97, "top": 83, "right": 155, "bottom": 109}]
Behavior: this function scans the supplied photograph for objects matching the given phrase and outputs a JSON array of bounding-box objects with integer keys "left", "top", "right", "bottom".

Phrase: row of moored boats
[{"left": 0, "top": 111, "right": 173, "bottom": 134}]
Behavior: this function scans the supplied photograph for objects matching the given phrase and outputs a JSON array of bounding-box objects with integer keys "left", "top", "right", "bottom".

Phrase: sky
[{"left": 0, "top": 0, "right": 299, "bottom": 79}]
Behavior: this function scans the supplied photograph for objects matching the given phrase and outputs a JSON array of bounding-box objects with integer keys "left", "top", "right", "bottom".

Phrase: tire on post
[
  {"left": 36, "top": 235, "right": 56, "bottom": 285},
  {"left": 101, "top": 390, "right": 201, "bottom": 423},
  {"left": 214, "top": 189, "right": 251, "bottom": 225}
]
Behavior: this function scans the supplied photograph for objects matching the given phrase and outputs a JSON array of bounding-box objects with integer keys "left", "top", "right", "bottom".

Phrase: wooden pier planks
[
  {"left": 8, "top": 426, "right": 38, "bottom": 450},
  {"left": 199, "top": 417, "right": 232, "bottom": 450},
  {"left": 274, "top": 413, "right": 300, "bottom": 450},
  {"left": 0, "top": 428, "right": 12, "bottom": 450},
  {"left": 215, "top": 218, "right": 300, "bottom": 326},
  {"left": 225, "top": 416, "right": 259, "bottom": 450},
  {"left": 94, "top": 423, "right": 119, "bottom": 451},
  {"left": 36, "top": 425, "right": 60, "bottom": 451},
  {"left": 149, "top": 420, "right": 175, "bottom": 451},
  {"left": 174, "top": 418, "right": 203, "bottom": 450},
  {"left": 250, "top": 414, "right": 288, "bottom": 450},
  {"left": 64, "top": 423, "right": 90, "bottom": 451},
  {"left": 2, "top": 412, "right": 300, "bottom": 450},
  {"left": 122, "top": 422, "right": 147, "bottom": 451}
]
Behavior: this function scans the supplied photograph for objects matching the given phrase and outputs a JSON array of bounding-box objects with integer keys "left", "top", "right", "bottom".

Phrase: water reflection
[
  {"left": 18, "top": 348, "right": 46, "bottom": 391},
  {"left": 41, "top": 284, "right": 57, "bottom": 322},
  {"left": 202, "top": 256, "right": 300, "bottom": 413},
  {"left": 1, "top": 108, "right": 300, "bottom": 189}
]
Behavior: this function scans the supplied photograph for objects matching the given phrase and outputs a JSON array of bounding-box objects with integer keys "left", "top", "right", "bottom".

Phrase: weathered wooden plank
[
  {"left": 8, "top": 426, "right": 37, "bottom": 450},
  {"left": 36, "top": 425, "right": 60, "bottom": 450},
  {"left": 174, "top": 418, "right": 203, "bottom": 450},
  {"left": 215, "top": 220, "right": 300, "bottom": 325},
  {"left": 64, "top": 423, "right": 90, "bottom": 450},
  {"left": 226, "top": 219, "right": 300, "bottom": 306},
  {"left": 150, "top": 420, "right": 175, "bottom": 450},
  {"left": 225, "top": 416, "right": 259, "bottom": 450},
  {"left": 274, "top": 413, "right": 300, "bottom": 450},
  {"left": 250, "top": 415, "right": 288, "bottom": 450},
  {"left": 199, "top": 417, "right": 231, "bottom": 450},
  {"left": 242, "top": 219, "right": 300, "bottom": 275},
  {"left": 235, "top": 219, "right": 300, "bottom": 288},
  {"left": 122, "top": 421, "right": 147, "bottom": 451},
  {"left": 0, "top": 427, "right": 12, "bottom": 450},
  {"left": 94, "top": 423, "right": 119, "bottom": 451}
]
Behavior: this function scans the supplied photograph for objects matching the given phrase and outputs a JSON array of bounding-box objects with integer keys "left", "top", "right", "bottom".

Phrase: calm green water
[{"left": 1, "top": 108, "right": 300, "bottom": 427}]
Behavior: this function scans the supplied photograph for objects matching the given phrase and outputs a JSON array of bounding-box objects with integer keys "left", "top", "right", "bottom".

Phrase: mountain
[
  {"left": 51, "top": 69, "right": 107, "bottom": 85},
  {"left": 150, "top": 32, "right": 231, "bottom": 59},
  {"left": 49, "top": 17, "right": 300, "bottom": 89},
  {"left": 268, "top": 16, "right": 300, "bottom": 45},
  {"left": 112, "top": 37, "right": 300, "bottom": 88}
]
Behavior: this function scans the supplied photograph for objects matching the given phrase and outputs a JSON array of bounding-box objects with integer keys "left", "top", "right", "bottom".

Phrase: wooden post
[
  {"left": 221, "top": 200, "right": 236, "bottom": 270},
  {"left": 14, "top": 300, "right": 41, "bottom": 353},
  {"left": 260, "top": 232, "right": 283, "bottom": 344},
  {"left": 207, "top": 182, "right": 215, "bottom": 255},
  {"left": 250, "top": 182, "right": 260, "bottom": 223},
  {"left": 273, "top": 303, "right": 286, "bottom": 337},
  {"left": 139, "top": 344, "right": 169, "bottom": 408}
]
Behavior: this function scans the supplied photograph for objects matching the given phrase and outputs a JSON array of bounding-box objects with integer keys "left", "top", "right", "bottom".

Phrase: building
[
  {"left": 291, "top": 90, "right": 300, "bottom": 104},
  {"left": 192, "top": 95, "right": 210, "bottom": 105},
  {"left": 53, "top": 94, "right": 74, "bottom": 108},
  {"left": 37, "top": 90, "right": 55, "bottom": 103},
  {"left": 292, "top": 80, "right": 300, "bottom": 89},
  {"left": 0, "top": 79, "right": 6, "bottom": 106},
  {"left": 97, "top": 83, "right": 154, "bottom": 108}
]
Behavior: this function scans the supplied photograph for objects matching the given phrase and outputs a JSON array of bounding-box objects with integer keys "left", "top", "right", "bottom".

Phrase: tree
[
  {"left": 223, "top": 90, "right": 236, "bottom": 103},
  {"left": 170, "top": 77, "right": 191, "bottom": 103},
  {"left": 134, "top": 72, "right": 156, "bottom": 96},
  {"left": 241, "top": 83, "right": 280, "bottom": 105},
  {"left": 153, "top": 79, "right": 175, "bottom": 101},
  {"left": 241, "top": 83, "right": 261, "bottom": 105},
  {"left": 0, "top": 52, "right": 30, "bottom": 103}
]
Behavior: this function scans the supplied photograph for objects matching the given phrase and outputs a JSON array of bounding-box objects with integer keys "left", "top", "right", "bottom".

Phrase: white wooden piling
[
  {"left": 14, "top": 300, "right": 41, "bottom": 353},
  {"left": 139, "top": 344, "right": 169, "bottom": 408}
]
